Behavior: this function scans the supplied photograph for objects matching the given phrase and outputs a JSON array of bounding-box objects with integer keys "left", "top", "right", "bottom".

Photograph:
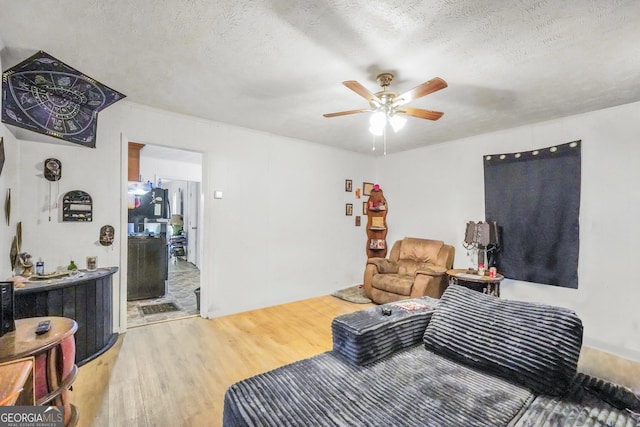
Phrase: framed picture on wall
[
  {"left": 362, "top": 201, "right": 368, "bottom": 215},
  {"left": 345, "top": 179, "right": 352, "bottom": 192},
  {"left": 355, "top": 216, "right": 361, "bottom": 226},
  {"left": 363, "top": 182, "right": 374, "bottom": 196},
  {"left": 346, "top": 203, "right": 353, "bottom": 216}
]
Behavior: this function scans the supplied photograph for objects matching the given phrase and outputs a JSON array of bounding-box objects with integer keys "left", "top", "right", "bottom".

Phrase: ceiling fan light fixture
[
  {"left": 389, "top": 114, "right": 407, "bottom": 132},
  {"left": 369, "top": 124, "right": 384, "bottom": 136},
  {"left": 369, "top": 111, "right": 386, "bottom": 135},
  {"left": 370, "top": 111, "right": 386, "bottom": 127}
]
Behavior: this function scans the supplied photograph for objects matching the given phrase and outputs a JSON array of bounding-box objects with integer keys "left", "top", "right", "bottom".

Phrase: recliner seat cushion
[
  {"left": 423, "top": 286, "right": 583, "bottom": 396},
  {"left": 371, "top": 274, "right": 414, "bottom": 296}
]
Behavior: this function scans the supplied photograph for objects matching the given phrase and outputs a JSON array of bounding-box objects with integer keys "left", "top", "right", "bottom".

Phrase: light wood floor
[
  {"left": 71, "top": 295, "right": 373, "bottom": 427},
  {"left": 71, "top": 295, "right": 640, "bottom": 427}
]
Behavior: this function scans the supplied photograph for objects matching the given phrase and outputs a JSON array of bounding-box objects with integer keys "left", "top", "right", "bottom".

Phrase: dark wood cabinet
[
  {"left": 128, "top": 142, "right": 145, "bottom": 181},
  {"left": 14, "top": 268, "right": 118, "bottom": 367}
]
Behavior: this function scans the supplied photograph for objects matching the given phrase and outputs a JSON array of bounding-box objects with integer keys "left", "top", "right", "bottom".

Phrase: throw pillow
[{"left": 423, "top": 285, "right": 583, "bottom": 396}]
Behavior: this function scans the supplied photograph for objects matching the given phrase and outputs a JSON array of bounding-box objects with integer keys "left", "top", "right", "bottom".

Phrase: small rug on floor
[
  {"left": 331, "top": 285, "right": 372, "bottom": 304},
  {"left": 140, "top": 302, "right": 180, "bottom": 315}
]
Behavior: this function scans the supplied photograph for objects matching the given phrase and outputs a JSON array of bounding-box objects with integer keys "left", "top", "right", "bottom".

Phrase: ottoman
[{"left": 332, "top": 296, "right": 439, "bottom": 365}]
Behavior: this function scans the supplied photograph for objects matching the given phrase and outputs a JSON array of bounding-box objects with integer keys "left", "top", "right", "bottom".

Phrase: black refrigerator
[{"left": 127, "top": 234, "right": 168, "bottom": 300}]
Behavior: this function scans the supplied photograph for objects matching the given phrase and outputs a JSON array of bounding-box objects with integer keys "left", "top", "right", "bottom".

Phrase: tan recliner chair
[{"left": 363, "top": 237, "right": 455, "bottom": 304}]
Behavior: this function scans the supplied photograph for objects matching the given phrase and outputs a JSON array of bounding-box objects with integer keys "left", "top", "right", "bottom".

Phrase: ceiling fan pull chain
[{"left": 372, "top": 134, "right": 376, "bottom": 151}]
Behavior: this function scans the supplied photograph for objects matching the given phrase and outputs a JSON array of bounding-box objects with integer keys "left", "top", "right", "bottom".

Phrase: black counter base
[{"left": 15, "top": 267, "right": 118, "bottom": 366}]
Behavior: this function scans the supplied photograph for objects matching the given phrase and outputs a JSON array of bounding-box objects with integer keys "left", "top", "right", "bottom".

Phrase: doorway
[{"left": 126, "top": 143, "right": 202, "bottom": 328}]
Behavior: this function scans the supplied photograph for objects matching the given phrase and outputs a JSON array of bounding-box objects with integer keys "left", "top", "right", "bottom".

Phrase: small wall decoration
[
  {"left": 2, "top": 51, "right": 125, "bottom": 147},
  {"left": 345, "top": 179, "right": 352, "bottom": 192},
  {"left": 43, "top": 158, "right": 62, "bottom": 221},
  {"left": 4, "top": 188, "right": 10, "bottom": 226},
  {"left": 346, "top": 203, "right": 353, "bottom": 216},
  {"left": 362, "top": 201, "right": 368, "bottom": 215},
  {"left": 355, "top": 216, "right": 361, "bottom": 226},
  {"left": 99, "top": 225, "right": 115, "bottom": 246},
  {"left": 355, "top": 188, "right": 361, "bottom": 199},
  {"left": 363, "top": 182, "right": 374, "bottom": 196},
  {"left": 0, "top": 137, "right": 5, "bottom": 176},
  {"left": 62, "top": 190, "right": 92, "bottom": 222},
  {"left": 43, "top": 158, "right": 62, "bottom": 181}
]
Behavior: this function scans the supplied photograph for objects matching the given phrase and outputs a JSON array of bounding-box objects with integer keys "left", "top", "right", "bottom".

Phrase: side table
[
  {"left": 0, "top": 357, "right": 34, "bottom": 405},
  {"left": 446, "top": 269, "right": 505, "bottom": 297},
  {"left": 0, "top": 317, "right": 78, "bottom": 426}
]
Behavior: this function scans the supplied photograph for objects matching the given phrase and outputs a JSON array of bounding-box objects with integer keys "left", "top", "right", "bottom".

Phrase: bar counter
[{"left": 14, "top": 267, "right": 118, "bottom": 366}]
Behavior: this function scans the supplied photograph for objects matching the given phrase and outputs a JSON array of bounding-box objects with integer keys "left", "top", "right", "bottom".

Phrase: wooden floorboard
[
  {"left": 71, "top": 295, "right": 373, "bottom": 427},
  {"left": 71, "top": 294, "right": 640, "bottom": 426}
]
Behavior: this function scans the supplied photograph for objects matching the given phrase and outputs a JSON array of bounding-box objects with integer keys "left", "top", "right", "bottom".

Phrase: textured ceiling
[{"left": 1, "top": 0, "right": 639, "bottom": 155}]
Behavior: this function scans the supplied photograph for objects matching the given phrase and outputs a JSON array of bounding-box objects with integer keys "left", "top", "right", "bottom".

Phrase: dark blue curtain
[{"left": 484, "top": 141, "right": 581, "bottom": 288}]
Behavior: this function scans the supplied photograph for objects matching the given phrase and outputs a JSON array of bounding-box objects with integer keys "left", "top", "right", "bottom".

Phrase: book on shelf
[
  {"left": 369, "top": 239, "right": 386, "bottom": 250},
  {"left": 371, "top": 217, "right": 384, "bottom": 227}
]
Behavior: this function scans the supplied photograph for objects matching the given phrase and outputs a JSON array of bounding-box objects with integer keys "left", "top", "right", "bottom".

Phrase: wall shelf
[{"left": 365, "top": 187, "right": 388, "bottom": 258}]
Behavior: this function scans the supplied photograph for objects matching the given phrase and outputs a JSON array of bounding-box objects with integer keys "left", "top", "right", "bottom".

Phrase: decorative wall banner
[{"left": 2, "top": 51, "right": 125, "bottom": 147}]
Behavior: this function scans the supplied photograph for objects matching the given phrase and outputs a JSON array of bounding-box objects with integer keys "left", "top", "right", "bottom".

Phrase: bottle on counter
[
  {"left": 36, "top": 258, "right": 44, "bottom": 276},
  {"left": 68, "top": 260, "right": 78, "bottom": 271}
]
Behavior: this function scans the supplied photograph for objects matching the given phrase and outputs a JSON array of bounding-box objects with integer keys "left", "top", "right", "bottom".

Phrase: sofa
[
  {"left": 363, "top": 237, "right": 455, "bottom": 304},
  {"left": 223, "top": 285, "right": 640, "bottom": 426}
]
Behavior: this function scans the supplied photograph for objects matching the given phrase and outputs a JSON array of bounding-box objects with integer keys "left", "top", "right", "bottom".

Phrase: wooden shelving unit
[{"left": 365, "top": 186, "right": 388, "bottom": 258}]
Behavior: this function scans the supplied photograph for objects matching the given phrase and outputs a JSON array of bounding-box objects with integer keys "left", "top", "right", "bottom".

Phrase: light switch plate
[{"left": 214, "top": 191, "right": 223, "bottom": 199}]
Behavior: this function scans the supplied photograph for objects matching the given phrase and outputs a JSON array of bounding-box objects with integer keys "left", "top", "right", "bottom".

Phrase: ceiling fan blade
[
  {"left": 342, "top": 81, "right": 380, "bottom": 104},
  {"left": 323, "top": 108, "right": 369, "bottom": 118},
  {"left": 399, "top": 107, "right": 444, "bottom": 121},
  {"left": 392, "top": 77, "right": 447, "bottom": 106}
]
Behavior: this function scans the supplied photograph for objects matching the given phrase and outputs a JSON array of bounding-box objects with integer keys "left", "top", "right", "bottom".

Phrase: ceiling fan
[{"left": 323, "top": 73, "right": 447, "bottom": 134}]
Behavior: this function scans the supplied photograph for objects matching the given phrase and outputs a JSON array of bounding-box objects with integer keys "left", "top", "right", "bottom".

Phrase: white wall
[
  {"left": 378, "top": 101, "right": 640, "bottom": 361},
  {"left": 1, "top": 51, "right": 22, "bottom": 278},
  {"left": 0, "top": 128, "right": 20, "bottom": 278},
  {"left": 15, "top": 136, "right": 122, "bottom": 273},
  {"left": 116, "top": 103, "right": 375, "bottom": 320},
  {"left": 139, "top": 147, "right": 202, "bottom": 184},
  {"left": 6, "top": 101, "right": 374, "bottom": 331}
]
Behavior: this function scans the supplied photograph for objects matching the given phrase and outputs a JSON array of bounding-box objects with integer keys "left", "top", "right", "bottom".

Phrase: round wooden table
[
  {"left": 446, "top": 269, "right": 505, "bottom": 297},
  {"left": 0, "top": 317, "right": 78, "bottom": 426}
]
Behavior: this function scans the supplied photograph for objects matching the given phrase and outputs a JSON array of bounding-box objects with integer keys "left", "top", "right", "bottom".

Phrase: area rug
[
  {"left": 331, "top": 285, "right": 372, "bottom": 304},
  {"left": 139, "top": 302, "right": 180, "bottom": 315}
]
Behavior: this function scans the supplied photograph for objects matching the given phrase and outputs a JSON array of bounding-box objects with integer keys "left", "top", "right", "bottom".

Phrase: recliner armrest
[
  {"left": 416, "top": 265, "right": 447, "bottom": 276},
  {"left": 366, "top": 257, "right": 398, "bottom": 274}
]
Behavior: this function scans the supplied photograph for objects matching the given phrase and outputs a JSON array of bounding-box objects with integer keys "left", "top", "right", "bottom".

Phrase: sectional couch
[{"left": 223, "top": 286, "right": 640, "bottom": 426}]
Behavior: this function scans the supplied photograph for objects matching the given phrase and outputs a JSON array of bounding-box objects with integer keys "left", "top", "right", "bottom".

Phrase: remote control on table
[{"left": 35, "top": 320, "right": 51, "bottom": 335}]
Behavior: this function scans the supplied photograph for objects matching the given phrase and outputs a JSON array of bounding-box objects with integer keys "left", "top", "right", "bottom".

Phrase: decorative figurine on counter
[
  {"left": 99, "top": 225, "right": 115, "bottom": 246},
  {"left": 17, "top": 252, "right": 33, "bottom": 277}
]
